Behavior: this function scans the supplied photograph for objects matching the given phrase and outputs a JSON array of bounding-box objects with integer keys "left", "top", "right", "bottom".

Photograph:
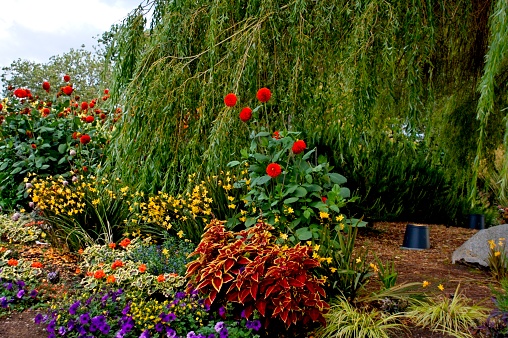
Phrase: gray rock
[{"left": 452, "top": 224, "right": 508, "bottom": 267}]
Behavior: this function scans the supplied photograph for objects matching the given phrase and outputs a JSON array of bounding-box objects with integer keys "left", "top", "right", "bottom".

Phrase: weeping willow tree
[{"left": 103, "top": 0, "right": 508, "bottom": 223}]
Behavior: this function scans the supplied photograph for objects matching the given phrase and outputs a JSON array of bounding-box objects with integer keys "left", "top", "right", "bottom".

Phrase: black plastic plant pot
[
  {"left": 401, "top": 224, "right": 430, "bottom": 250},
  {"left": 468, "top": 214, "right": 485, "bottom": 230}
]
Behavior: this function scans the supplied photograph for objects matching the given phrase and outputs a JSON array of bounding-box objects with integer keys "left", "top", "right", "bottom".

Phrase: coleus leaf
[
  {"left": 239, "top": 288, "right": 251, "bottom": 304},
  {"left": 224, "top": 258, "right": 236, "bottom": 272},
  {"left": 256, "top": 299, "right": 267, "bottom": 317},
  {"left": 196, "top": 279, "right": 211, "bottom": 291},
  {"left": 250, "top": 282, "right": 258, "bottom": 300},
  {"left": 212, "top": 277, "right": 223, "bottom": 292},
  {"left": 280, "top": 309, "right": 290, "bottom": 324},
  {"left": 222, "top": 273, "right": 234, "bottom": 284},
  {"left": 308, "top": 308, "right": 321, "bottom": 322},
  {"left": 237, "top": 257, "right": 252, "bottom": 265},
  {"left": 209, "top": 290, "right": 217, "bottom": 303},
  {"left": 288, "top": 277, "right": 305, "bottom": 288}
]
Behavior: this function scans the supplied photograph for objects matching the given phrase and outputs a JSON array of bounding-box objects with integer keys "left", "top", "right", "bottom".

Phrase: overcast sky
[{"left": 0, "top": 0, "right": 144, "bottom": 69}]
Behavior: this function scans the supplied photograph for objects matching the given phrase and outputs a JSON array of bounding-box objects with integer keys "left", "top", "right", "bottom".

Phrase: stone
[{"left": 452, "top": 224, "right": 508, "bottom": 267}]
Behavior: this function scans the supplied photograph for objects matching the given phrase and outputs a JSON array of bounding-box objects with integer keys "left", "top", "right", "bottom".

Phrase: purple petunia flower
[
  {"left": 16, "top": 280, "right": 25, "bottom": 289},
  {"left": 207, "top": 335, "right": 215, "bottom": 338},
  {"left": 67, "top": 320, "right": 75, "bottom": 331},
  {"left": 4, "top": 282, "right": 12, "bottom": 291},
  {"left": 47, "top": 319, "right": 56, "bottom": 333},
  {"left": 140, "top": 329, "right": 151, "bottom": 338},
  {"left": 246, "top": 319, "right": 262, "bottom": 331},
  {"left": 30, "top": 289, "right": 38, "bottom": 298},
  {"left": 48, "top": 333, "right": 56, "bottom": 338},
  {"left": 34, "top": 313, "right": 44, "bottom": 324},
  {"left": 69, "top": 300, "right": 81, "bottom": 315},
  {"left": 101, "top": 324, "right": 111, "bottom": 335},
  {"left": 214, "top": 322, "right": 225, "bottom": 333},
  {"left": 160, "top": 312, "right": 176, "bottom": 322},
  {"left": 187, "top": 332, "right": 196, "bottom": 338},
  {"left": 122, "top": 304, "right": 131, "bottom": 316},
  {"left": 175, "top": 291, "right": 186, "bottom": 300},
  {"left": 166, "top": 328, "right": 177, "bottom": 338},
  {"left": 0, "top": 296, "right": 8, "bottom": 308},
  {"left": 218, "top": 306, "right": 226, "bottom": 317},
  {"left": 219, "top": 328, "right": 228, "bottom": 338},
  {"left": 17, "top": 289, "right": 25, "bottom": 298},
  {"left": 79, "top": 312, "right": 90, "bottom": 325},
  {"left": 155, "top": 322, "right": 165, "bottom": 332},
  {"left": 58, "top": 326, "right": 66, "bottom": 335}
]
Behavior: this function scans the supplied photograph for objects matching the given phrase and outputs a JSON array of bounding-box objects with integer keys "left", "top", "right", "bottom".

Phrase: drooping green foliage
[{"left": 104, "top": 0, "right": 508, "bottom": 224}]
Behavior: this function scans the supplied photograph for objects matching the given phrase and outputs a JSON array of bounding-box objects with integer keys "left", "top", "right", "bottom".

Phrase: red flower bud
[
  {"left": 224, "top": 93, "right": 237, "bottom": 107},
  {"left": 42, "top": 81, "right": 50, "bottom": 92},
  {"left": 256, "top": 87, "right": 271, "bottom": 103},
  {"left": 85, "top": 115, "right": 94, "bottom": 123},
  {"left": 63, "top": 74, "right": 71, "bottom": 82},
  {"left": 239, "top": 107, "right": 252, "bottom": 122},
  {"left": 62, "top": 86, "right": 73, "bottom": 96},
  {"left": 81, "top": 102, "right": 88, "bottom": 110},
  {"left": 80, "top": 134, "right": 91, "bottom": 145}
]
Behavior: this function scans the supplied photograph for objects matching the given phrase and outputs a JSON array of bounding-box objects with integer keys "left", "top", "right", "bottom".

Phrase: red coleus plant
[{"left": 186, "top": 220, "right": 329, "bottom": 328}]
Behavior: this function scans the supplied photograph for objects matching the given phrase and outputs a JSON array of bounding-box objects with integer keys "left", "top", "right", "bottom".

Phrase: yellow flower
[
  {"left": 336, "top": 214, "right": 344, "bottom": 222},
  {"left": 369, "top": 263, "right": 379, "bottom": 272},
  {"left": 177, "top": 230, "right": 184, "bottom": 238},
  {"left": 489, "top": 239, "right": 496, "bottom": 250},
  {"left": 162, "top": 248, "right": 169, "bottom": 256},
  {"left": 495, "top": 251, "right": 501, "bottom": 257},
  {"left": 287, "top": 207, "right": 294, "bottom": 214},
  {"left": 313, "top": 244, "right": 320, "bottom": 251},
  {"left": 330, "top": 267, "right": 337, "bottom": 273},
  {"left": 438, "top": 284, "right": 444, "bottom": 291},
  {"left": 422, "top": 280, "right": 430, "bottom": 288},
  {"left": 306, "top": 241, "right": 312, "bottom": 246},
  {"left": 319, "top": 211, "right": 329, "bottom": 219},
  {"left": 227, "top": 196, "right": 235, "bottom": 201},
  {"left": 228, "top": 204, "right": 236, "bottom": 209},
  {"left": 280, "top": 233, "right": 288, "bottom": 240},
  {"left": 355, "top": 257, "right": 361, "bottom": 263},
  {"left": 325, "top": 257, "right": 332, "bottom": 264}
]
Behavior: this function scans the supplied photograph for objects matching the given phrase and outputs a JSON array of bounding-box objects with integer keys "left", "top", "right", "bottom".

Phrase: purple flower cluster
[{"left": 0, "top": 278, "right": 38, "bottom": 310}]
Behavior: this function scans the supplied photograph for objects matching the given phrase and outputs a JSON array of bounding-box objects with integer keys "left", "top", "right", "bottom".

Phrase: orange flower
[
  {"left": 75, "top": 268, "right": 81, "bottom": 274},
  {"left": 94, "top": 270, "right": 106, "bottom": 279},
  {"left": 78, "top": 248, "right": 84, "bottom": 254},
  {"left": 157, "top": 274, "right": 165, "bottom": 283},
  {"left": 273, "top": 131, "right": 281, "bottom": 139},
  {"left": 86, "top": 271, "right": 93, "bottom": 277},
  {"left": 111, "top": 260, "right": 124, "bottom": 270},
  {"left": 7, "top": 258, "right": 18, "bottom": 266},
  {"left": 108, "top": 243, "right": 116, "bottom": 249},
  {"left": 31, "top": 261, "right": 44, "bottom": 269},
  {"left": 106, "top": 275, "right": 116, "bottom": 283},
  {"left": 119, "top": 238, "right": 131, "bottom": 248},
  {"left": 138, "top": 264, "right": 147, "bottom": 273},
  {"left": 168, "top": 273, "right": 178, "bottom": 278}
]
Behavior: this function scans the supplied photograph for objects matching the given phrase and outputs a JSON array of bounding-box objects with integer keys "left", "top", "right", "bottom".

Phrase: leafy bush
[
  {"left": 127, "top": 235, "right": 195, "bottom": 276},
  {"left": 186, "top": 219, "right": 329, "bottom": 330},
  {"left": 0, "top": 214, "right": 44, "bottom": 244},
  {"left": 479, "top": 278, "right": 508, "bottom": 337},
  {"left": 0, "top": 76, "right": 112, "bottom": 209},
  {"left": 488, "top": 238, "right": 508, "bottom": 281},
  {"left": 0, "top": 277, "right": 40, "bottom": 316}
]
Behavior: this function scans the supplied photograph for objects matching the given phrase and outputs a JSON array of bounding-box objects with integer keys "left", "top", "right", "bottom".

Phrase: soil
[{"left": 0, "top": 222, "right": 498, "bottom": 338}]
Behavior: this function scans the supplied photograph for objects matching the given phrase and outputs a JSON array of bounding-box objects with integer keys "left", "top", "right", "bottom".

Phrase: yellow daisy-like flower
[
  {"left": 280, "top": 233, "right": 288, "bottom": 240},
  {"left": 369, "top": 263, "right": 379, "bottom": 272},
  {"left": 336, "top": 214, "right": 344, "bottom": 222},
  {"left": 325, "top": 257, "right": 332, "bottom": 264},
  {"left": 313, "top": 244, "right": 320, "bottom": 251},
  {"left": 162, "top": 248, "right": 169, "bottom": 256},
  {"left": 489, "top": 239, "right": 496, "bottom": 250},
  {"left": 438, "top": 284, "right": 444, "bottom": 291},
  {"left": 177, "top": 230, "right": 184, "bottom": 238},
  {"left": 287, "top": 207, "right": 294, "bottom": 214},
  {"left": 319, "top": 211, "right": 329, "bottom": 219},
  {"left": 330, "top": 267, "right": 337, "bottom": 273},
  {"left": 495, "top": 251, "right": 501, "bottom": 257},
  {"left": 355, "top": 257, "right": 361, "bottom": 263},
  {"left": 422, "top": 280, "right": 430, "bottom": 288},
  {"left": 306, "top": 241, "right": 312, "bottom": 246},
  {"left": 227, "top": 196, "right": 235, "bottom": 201}
]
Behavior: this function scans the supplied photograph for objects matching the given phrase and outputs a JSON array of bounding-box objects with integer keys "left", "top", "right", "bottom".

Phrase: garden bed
[{"left": 0, "top": 221, "right": 495, "bottom": 338}]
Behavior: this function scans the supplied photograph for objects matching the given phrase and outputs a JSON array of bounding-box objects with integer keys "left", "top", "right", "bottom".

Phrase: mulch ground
[{"left": 0, "top": 221, "right": 498, "bottom": 338}]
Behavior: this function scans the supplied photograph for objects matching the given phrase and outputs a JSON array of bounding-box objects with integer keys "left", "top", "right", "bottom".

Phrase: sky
[{"left": 0, "top": 0, "right": 144, "bottom": 70}]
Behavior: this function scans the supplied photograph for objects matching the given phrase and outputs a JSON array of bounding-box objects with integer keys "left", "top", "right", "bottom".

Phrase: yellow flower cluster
[
  {"left": 129, "top": 297, "right": 168, "bottom": 331},
  {"left": 128, "top": 175, "right": 213, "bottom": 230}
]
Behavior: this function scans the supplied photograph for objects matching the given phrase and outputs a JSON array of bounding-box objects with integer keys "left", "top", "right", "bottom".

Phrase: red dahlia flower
[
  {"left": 85, "top": 115, "right": 94, "bottom": 123},
  {"left": 31, "top": 261, "right": 43, "bottom": 268},
  {"left": 256, "top": 87, "right": 271, "bottom": 103},
  {"left": 0, "top": 104, "right": 3, "bottom": 111},
  {"left": 42, "top": 108, "right": 50, "bottom": 116},
  {"left": 42, "top": 81, "right": 50, "bottom": 92},
  {"left": 266, "top": 163, "right": 282, "bottom": 178},
  {"left": 62, "top": 85, "right": 73, "bottom": 95},
  {"left": 89, "top": 101, "right": 95, "bottom": 108},
  {"left": 63, "top": 74, "right": 71, "bottom": 82},
  {"left": 14, "top": 88, "right": 28, "bottom": 98},
  {"left": 239, "top": 107, "right": 252, "bottom": 122},
  {"left": 292, "top": 139, "right": 306, "bottom": 154},
  {"left": 224, "top": 93, "right": 237, "bottom": 107},
  {"left": 273, "top": 131, "right": 281, "bottom": 139},
  {"left": 80, "top": 134, "right": 91, "bottom": 145},
  {"left": 81, "top": 102, "right": 88, "bottom": 110},
  {"left": 104, "top": 89, "right": 109, "bottom": 94}
]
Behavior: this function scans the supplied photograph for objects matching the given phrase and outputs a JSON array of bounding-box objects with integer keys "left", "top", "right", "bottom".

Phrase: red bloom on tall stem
[
  {"left": 14, "top": 88, "right": 28, "bottom": 98},
  {"left": 62, "top": 85, "right": 73, "bottom": 96},
  {"left": 224, "top": 93, "right": 237, "bottom": 107},
  {"left": 63, "top": 74, "right": 71, "bottom": 82},
  {"left": 273, "top": 131, "right": 281, "bottom": 139},
  {"left": 80, "top": 134, "right": 91, "bottom": 145},
  {"left": 239, "top": 107, "right": 252, "bottom": 122},
  {"left": 81, "top": 102, "right": 88, "bottom": 110},
  {"left": 292, "top": 140, "right": 306, "bottom": 154},
  {"left": 256, "top": 87, "right": 271, "bottom": 103},
  {"left": 42, "top": 81, "right": 50, "bottom": 92},
  {"left": 85, "top": 115, "right": 94, "bottom": 123},
  {"left": 0, "top": 104, "right": 3, "bottom": 111},
  {"left": 266, "top": 163, "right": 282, "bottom": 178}
]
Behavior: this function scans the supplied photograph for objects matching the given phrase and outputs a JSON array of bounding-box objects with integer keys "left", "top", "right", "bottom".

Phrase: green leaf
[
  {"left": 41, "top": 165, "right": 50, "bottom": 170},
  {"left": 329, "top": 173, "right": 347, "bottom": 184},
  {"left": 294, "top": 186, "right": 307, "bottom": 197},
  {"left": 303, "top": 184, "right": 322, "bottom": 192},
  {"left": 254, "top": 131, "right": 271, "bottom": 137},
  {"left": 10, "top": 167, "right": 22, "bottom": 175},
  {"left": 0, "top": 162, "right": 8, "bottom": 171},
  {"left": 255, "top": 175, "right": 271, "bottom": 186},
  {"left": 295, "top": 228, "right": 313, "bottom": 240},
  {"left": 227, "top": 160, "right": 240, "bottom": 167},
  {"left": 284, "top": 197, "right": 299, "bottom": 204},
  {"left": 58, "top": 143, "right": 67, "bottom": 154},
  {"left": 245, "top": 217, "right": 257, "bottom": 227},
  {"left": 303, "top": 209, "right": 311, "bottom": 219},
  {"left": 302, "top": 148, "right": 316, "bottom": 161},
  {"left": 305, "top": 174, "right": 312, "bottom": 183},
  {"left": 57, "top": 157, "right": 67, "bottom": 165},
  {"left": 340, "top": 187, "right": 350, "bottom": 198},
  {"left": 253, "top": 154, "right": 270, "bottom": 163}
]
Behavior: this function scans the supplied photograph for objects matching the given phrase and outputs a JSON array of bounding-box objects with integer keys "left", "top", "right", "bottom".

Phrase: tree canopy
[{"left": 103, "top": 0, "right": 508, "bottom": 223}]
